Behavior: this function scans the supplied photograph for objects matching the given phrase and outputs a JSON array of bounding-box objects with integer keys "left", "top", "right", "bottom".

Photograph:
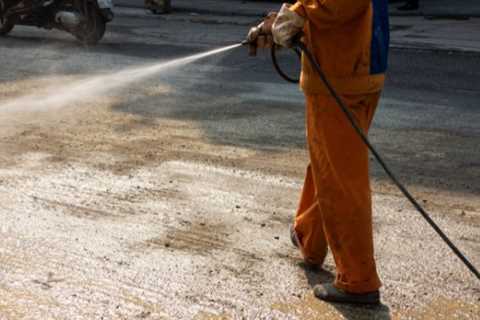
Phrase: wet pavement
[{"left": 0, "top": 6, "right": 479, "bottom": 320}]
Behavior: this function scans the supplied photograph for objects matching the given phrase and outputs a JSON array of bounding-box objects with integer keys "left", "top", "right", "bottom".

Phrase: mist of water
[{"left": 0, "top": 43, "right": 241, "bottom": 113}]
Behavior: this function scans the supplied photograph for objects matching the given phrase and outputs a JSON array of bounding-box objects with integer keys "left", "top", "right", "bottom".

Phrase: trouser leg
[
  {"left": 304, "top": 92, "right": 382, "bottom": 293},
  {"left": 294, "top": 163, "right": 328, "bottom": 266}
]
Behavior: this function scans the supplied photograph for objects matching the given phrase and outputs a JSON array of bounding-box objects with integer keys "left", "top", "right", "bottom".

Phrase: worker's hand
[
  {"left": 246, "top": 12, "right": 277, "bottom": 56},
  {"left": 272, "top": 3, "right": 305, "bottom": 48}
]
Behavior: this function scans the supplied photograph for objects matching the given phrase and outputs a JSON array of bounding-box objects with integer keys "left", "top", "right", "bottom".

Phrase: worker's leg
[
  {"left": 305, "top": 92, "right": 382, "bottom": 294},
  {"left": 294, "top": 163, "right": 328, "bottom": 266}
]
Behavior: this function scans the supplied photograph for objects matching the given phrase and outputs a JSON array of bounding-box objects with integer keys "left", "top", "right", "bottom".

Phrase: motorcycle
[{"left": 0, "top": 0, "right": 114, "bottom": 45}]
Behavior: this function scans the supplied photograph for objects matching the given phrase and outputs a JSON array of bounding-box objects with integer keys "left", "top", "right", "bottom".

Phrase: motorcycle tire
[
  {"left": 0, "top": 16, "right": 14, "bottom": 36},
  {"left": 75, "top": 4, "right": 106, "bottom": 46}
]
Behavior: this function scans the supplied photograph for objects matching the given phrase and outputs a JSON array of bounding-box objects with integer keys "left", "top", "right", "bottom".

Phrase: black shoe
[
  {"left": 289, "top": 224, "right": 299, "bottom": 248},
  {"left": 314, "top": 283, "right": 380, "bottom": 305},
  {"left": 397, "top": 3, "right": 419, "bottom": 11},
  {"left": 289, "top": 224, "right": 323, "bottom": 269}
]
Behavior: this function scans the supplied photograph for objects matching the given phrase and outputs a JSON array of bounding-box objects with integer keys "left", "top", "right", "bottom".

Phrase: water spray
[
  {"left": 242, "top": 36, "right": 480, "bottom": 281},
  {"left": 0, "top": 44, "right": 241, "bottom": 113}
]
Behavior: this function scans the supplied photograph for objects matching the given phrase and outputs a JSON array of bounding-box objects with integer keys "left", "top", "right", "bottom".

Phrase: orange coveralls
[{"left": 290, "top": 0, "right": 389, "bottom": 293}]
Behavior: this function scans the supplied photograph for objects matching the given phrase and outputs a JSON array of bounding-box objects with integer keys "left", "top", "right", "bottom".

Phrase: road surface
[{"left": 0, "top": 7, "right": 479, "bottom": 320}]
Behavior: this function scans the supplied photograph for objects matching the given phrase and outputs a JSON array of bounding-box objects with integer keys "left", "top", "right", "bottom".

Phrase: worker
[{"left": 247, "top": 0, "right": 389, "bottom": 305}]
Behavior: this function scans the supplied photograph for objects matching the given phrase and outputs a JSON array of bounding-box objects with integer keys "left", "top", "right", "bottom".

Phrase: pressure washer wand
[{"left": 290, "top": 39, "right": 480, "bottom": 281}]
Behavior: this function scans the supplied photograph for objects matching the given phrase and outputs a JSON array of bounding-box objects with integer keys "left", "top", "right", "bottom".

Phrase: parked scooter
[{"left": 0, "top": 0, "right": 114, "bottom": 45}]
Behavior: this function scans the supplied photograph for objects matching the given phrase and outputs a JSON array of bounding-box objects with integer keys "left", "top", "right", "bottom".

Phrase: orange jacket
[{"left": 291, "top": 0, "right": 390, "bottom": 95}]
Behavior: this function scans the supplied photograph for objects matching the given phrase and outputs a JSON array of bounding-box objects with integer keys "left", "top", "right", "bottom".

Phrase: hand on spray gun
[
  {"left": 244, "top": 4, "right": 305, "bottom": 55},
  {"left": 245, "top": 12, "right": 277, "bottom": 56}
]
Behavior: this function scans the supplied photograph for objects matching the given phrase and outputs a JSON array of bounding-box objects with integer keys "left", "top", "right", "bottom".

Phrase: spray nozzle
[{"left": 241, "top": 38, "right": 259, "bottom": 56}]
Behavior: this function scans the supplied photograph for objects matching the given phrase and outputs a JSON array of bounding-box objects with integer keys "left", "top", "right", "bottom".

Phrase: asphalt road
[{"left": 0, "top": 7, "right": 479, "bottom": 320}]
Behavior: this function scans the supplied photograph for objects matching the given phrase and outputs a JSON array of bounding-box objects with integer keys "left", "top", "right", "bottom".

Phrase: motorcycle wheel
[
  {"left": 0, "top": 15, "right": 14, "bottom": 36},
  {"left": 75, "top": 4, "right": 106, "bottom": 46}
]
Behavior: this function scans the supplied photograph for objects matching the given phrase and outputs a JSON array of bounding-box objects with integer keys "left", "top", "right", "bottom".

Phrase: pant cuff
[{"left": 334, "top": 278, "right": 382, "bottom": 294}]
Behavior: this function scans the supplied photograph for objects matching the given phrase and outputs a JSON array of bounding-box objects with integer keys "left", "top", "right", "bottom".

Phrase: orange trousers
[{"left": 294, "top": 92, "right": 382, "bottom": 294}]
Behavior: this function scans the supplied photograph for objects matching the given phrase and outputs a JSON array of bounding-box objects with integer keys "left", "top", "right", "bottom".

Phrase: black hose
[
  {"left": 291, "top": 40, "right": 480, "bottom": 281},
  {"left": 271, "top": 44, "right": 301, "bottom": 83}
]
